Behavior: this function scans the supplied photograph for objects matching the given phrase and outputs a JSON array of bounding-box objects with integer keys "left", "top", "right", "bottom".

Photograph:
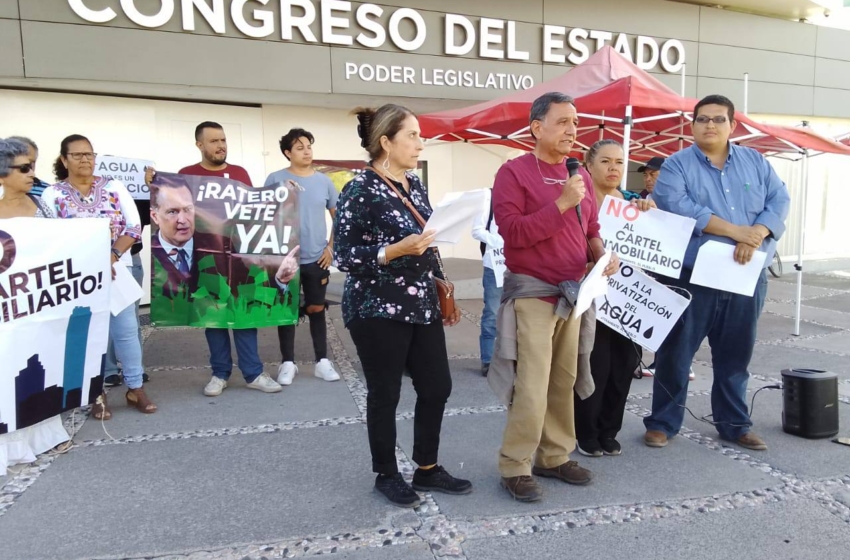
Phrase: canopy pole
[
  {"left": 622, "top": 105, "right": 633, "bottom": 190},
  {"left": 681, "top": 64, "right": 686, "bottom": 97},
  {"left": 793, "top": 151, "right": 809, "bottom": 336},
  {"left": 744, "top": 73, "right": 749, "bottom": 115}
]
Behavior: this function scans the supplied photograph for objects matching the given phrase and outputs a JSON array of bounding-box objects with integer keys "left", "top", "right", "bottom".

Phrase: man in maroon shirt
[
  {"left": 146, "top": 122, "right": 283, "bottom": 397},
  {"left": 493, "top": 92, "right": 618, "bottom": 502}
]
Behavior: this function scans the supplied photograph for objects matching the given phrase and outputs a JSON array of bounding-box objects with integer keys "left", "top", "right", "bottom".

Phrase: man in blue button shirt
[{"left": 644, "top": 95, "right": 790, "bottom": 452}]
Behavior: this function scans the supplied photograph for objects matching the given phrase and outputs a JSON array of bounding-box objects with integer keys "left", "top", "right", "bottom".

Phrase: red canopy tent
[
  {"left": 420, "top": 47, "right": 850, "bottom": 335},
  {"left": 420, "top": 46, "right": 850, "bottom": 169}
]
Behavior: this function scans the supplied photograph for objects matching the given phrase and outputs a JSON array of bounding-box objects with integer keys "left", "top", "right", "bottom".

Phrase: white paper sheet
[
  {"left": 690, "top": 240, "right": 767, "bottom": 297},
  {"left": 110, "top": 263, "right": 144, "bottom": 316},
  {"left": 571, "top": 251, "right": 612, "bottom": 319},
  {"left": 424, "top": 189, "right": 488, "bottom": 245}
]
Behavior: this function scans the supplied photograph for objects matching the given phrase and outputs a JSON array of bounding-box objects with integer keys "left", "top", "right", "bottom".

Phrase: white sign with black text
[
  {"left": 96, "top": 155, "right": 154, "bottom": 201},
  {"left": 595, "top": 264, "right": 690, "bottom": 353},
  {"left": 598, "top": 195, "right": 695, "bottom": 279},
  {"left": 490, "top": 246, "right": 506, "bottom": 288}
]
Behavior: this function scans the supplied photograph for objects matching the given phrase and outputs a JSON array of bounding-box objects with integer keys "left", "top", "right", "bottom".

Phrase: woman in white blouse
[{"left": 43, "top": 135, "right": 157, "bottom": 418}]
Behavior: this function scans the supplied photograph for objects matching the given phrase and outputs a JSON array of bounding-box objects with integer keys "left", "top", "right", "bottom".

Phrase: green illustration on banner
[{"left": 149, "top": 172, "right": 301, "bottom": 328}]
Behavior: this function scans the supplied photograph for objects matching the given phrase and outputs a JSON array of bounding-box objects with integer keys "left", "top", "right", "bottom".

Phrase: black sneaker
[
  {"left": 375, "top": 474, "right": 420, "bottom": 508},
  {"left": 600, "top": 438, "right": 622, "bottom": 456},
  {"left": 412, "top": 465, "right": 472, "bottom": 495},
  {"left": 481, "top": 363, "right": 490, "bottom": 377},
  {"left": 104, "top": 374, "right": 123, "bottom": 387},
  {"left": 576, "top": 440, "right": 603, "bottom": 457},
  {"left": 142, "top": 373, "right": 150, "bottom": 383}
]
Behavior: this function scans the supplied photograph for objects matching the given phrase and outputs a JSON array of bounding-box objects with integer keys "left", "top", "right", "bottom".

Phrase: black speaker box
[{"left": 781, "top": 369, "right": 839, "bottom": 439}]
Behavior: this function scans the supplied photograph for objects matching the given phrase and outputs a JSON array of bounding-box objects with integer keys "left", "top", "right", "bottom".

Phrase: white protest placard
[
  {"left": 110, "top": 263, "right": 144, "bottom": 316},
  {"left": 96, "top": 155, "right": 155, "bottom": 200},
  {"left": 426, "top": 189, "right": 488, "bottom": 246},
  {"left": 691, "top": 240, "right": 767, "bottom": 297},
  {"left": 572, "top": 251, "right": 611, "bottom": 319},
  {"left": 0, "top": 219, "right": 111, "bottom": 434},
  {"left": 595, "top": 263, "right": 690, "bottom": 352},
  {"left": 490, "top": 246, "right": 507, "bottom": 288},
  {"left": 598, "top": 195, "right": 695, "bottom": 279}
]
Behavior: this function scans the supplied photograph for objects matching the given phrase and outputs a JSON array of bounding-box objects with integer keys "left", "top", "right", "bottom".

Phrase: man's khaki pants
[{"left": 498, "top": 297, "right": 580, "bottom": 478}]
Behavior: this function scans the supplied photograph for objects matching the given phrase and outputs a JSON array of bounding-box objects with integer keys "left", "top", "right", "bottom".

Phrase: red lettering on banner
[{"left": 604, "top": 198, "right": 640, "bottom": 222}]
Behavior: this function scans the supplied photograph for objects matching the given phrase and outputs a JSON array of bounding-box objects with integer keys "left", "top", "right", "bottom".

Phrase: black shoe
[
  {"left": 142, "top": 373, "right": 150, "bottom": 383},
  {"left": 412, "top": 465, "right": 472, "bottom": 495},
  {"left": 481, "top": 363, "right": 490, "bottom": 377},
  {"left": 375, "top": 474, "right": 420, "bottom": 508},
  {"left": 600, "top": 438, "right": 622, "bottom": 456},
  {"left": 104, "top": 374, "right": 123, "bottom": 387},
  {"left": 576, "top": 440, "right": 603, "bottom": 457}
]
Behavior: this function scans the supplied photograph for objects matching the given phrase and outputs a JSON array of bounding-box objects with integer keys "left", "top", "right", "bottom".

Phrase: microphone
[{"left": 566, "top": 158, "right": 582, "bottom": 224}]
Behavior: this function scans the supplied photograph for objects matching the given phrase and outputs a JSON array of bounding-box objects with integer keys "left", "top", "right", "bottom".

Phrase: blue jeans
[
  {"left": 109, "top": 297, "right": 145, "bottom": 389},
  {"left": 205, "top": 328, "right": 263, "bottom": 383},
  {"left": 480, "top": 266, "right": 503, "bottom": 365},
  {"left": 644, "top": 269, "right": 768, "bottom": 441},
  {"left": 105, "top": 254, "right": 144, "bottom": 377}
]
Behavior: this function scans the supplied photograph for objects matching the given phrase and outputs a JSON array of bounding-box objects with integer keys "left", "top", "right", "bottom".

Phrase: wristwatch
[{"left": 111, "top": 248, "right": 123, "bottom": 260}]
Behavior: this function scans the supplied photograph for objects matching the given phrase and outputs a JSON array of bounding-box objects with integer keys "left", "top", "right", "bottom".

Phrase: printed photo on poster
[{"left": 148, "top": 172, "right": 301, "bottom": 329}]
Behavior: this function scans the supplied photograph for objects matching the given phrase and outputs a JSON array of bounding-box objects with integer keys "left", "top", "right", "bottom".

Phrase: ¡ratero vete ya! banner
[
  {"left": 148, "top": 173, "right": 301, "bottom": 329},
  {"left": 0, "top": 219, "right": 111, "bottom": 434}
]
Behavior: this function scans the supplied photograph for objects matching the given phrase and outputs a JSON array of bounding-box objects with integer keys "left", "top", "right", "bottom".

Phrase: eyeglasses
[
  {"left": 9, "top": 163, "right": 34, "bottom": 174},
  {"left": 535, "top": 156, "right": 568, "bottom": 185},
  {"left": 694, "top": 116, "right": 729, "bottom": 125},
  {"left": 67, "top": 152, "right": 97, "bottom": 161}
]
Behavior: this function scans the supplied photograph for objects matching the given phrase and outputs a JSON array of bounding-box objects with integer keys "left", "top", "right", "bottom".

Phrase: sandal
[
  {"left": 91, "top": 392, "right": 112, "bottom": 420},
  {"left": 126, "top": 388, "right": 158, "bottom": 414}
]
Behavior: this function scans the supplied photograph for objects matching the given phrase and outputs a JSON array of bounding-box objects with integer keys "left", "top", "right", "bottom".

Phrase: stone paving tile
[
  {"left": 802, "top": 293, "right": 850, "bottom": 314},
  {"left": 764, "top": 301, "right": 850, "bottom": 330},
  {"left": 785, "top": 331, "right": 850, "bottom": 354},
  {"left": 696, "top": 343, "right": 850, "bottom": 379},
  {"left": 765, "top": 280, "right": 841, "bottom": 303},
  {"left": 754, "top": 315, "right": 841, "bottom": 342},
  {"left": 675, "top": 391, "right": 850, "bottom": 480},
  {"left": 462, "top": 499, "right": 850, "bottom": 560},
  {"left": 396, "top": 411, "right": 775, "bottom": 519},
  {"left": 0, "top": 426, "right": 393, "bottom": 560},
  {"left": 73, "top": 364, "right": 360, "bottom": 442},
  {"left": 772, "top": 272, "right": 850, "bottom": 291}
]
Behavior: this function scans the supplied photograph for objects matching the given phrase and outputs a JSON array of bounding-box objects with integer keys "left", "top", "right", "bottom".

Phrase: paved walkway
[{"left": 1, "top": 271, "right": 850, "bottom": 560}]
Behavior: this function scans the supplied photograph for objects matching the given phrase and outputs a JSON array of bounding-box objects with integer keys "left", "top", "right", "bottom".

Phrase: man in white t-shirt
[{"left": 471, "top": 188, "right": 505, "bottom": 377}]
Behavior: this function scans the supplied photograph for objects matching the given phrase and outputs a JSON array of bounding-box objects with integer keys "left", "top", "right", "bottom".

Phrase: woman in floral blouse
[
  {"left": 334, "top": 104, "right": 470, "bottom": 508},
  {"left": 43, "top": 134, "right": 156, "bottom": 418}
]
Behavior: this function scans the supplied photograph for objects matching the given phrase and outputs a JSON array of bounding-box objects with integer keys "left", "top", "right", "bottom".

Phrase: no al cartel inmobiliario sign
[{"left": 598, "top": 195, "right": 696, "bottom": 279}]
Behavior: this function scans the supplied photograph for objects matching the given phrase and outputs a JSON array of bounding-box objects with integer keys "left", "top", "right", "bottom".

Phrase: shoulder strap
[
  {"left": 367, "top": 166, "right": 427, "bottom": 228},
  {"left": 486, "top": 187, "right": 494, "bottom": 231},
  {"left": 27, "top": 193, "right": 50, "bottom": 216}
]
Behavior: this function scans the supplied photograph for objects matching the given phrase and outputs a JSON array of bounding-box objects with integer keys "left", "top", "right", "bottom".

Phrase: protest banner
[
  {"left": 96, "top": 155, "right": 155, "bottom": 201},
  {"left": 149, "top": 172, "right": 300, "bottom": 329},
  {"left": 594, "top": 263, "right": 690, "bottom": 352},
  {"left": 0, "top": 219, "right": 111, "bottom": 434},
  {"left": 598, "top": 195, "right": 695, "bottom": 279}
]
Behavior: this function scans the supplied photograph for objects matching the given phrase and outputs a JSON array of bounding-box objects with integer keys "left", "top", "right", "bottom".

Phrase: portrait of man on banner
[{"left": 148, "top": 172, "right": 301, "bottom": 329}]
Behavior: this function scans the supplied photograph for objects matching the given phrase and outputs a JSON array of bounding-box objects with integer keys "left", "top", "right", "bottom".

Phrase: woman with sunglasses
[
  {"left": 0, "top": 138, "right": 72, "bottom": 471},
  {"left": 42, "top": 135, "right": 156, "bottom": 418}
]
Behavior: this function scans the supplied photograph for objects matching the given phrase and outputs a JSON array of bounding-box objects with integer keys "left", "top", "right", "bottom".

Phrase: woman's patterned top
[
  {"left": 42, "top": 177, "right": 141, "bottom": 266},
  {"left": 334, "top": 168, "right": 443, "bottom": 326}
]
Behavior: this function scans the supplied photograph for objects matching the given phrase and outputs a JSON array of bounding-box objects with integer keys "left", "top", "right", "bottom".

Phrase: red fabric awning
[{"left": 420, "top": 46, "right": 850, "bottom": 160}]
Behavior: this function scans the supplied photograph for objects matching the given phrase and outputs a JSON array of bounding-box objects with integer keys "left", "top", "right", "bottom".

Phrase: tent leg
[
  {"left": 793, "top": 152, "right": 809, "bottom": 336},
  {"left": 621, "top": 105, "right": 633, "bottom": 190}
]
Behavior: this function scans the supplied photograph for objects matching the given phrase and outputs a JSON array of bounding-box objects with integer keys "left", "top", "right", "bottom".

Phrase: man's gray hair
[
  {"left": 7, "top": 136, "right": 37, "bottom": 152},
  {"left": 0, "top": 138, "right": 30, "bottom": 178},
  {"left": 529, "top": 92, "right": 576, "bottom": 139}
]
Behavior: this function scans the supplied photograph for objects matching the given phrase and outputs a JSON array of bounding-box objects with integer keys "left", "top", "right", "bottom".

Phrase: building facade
[{"left": 2, "top": 0, "right": 849, "bottom": 279}]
